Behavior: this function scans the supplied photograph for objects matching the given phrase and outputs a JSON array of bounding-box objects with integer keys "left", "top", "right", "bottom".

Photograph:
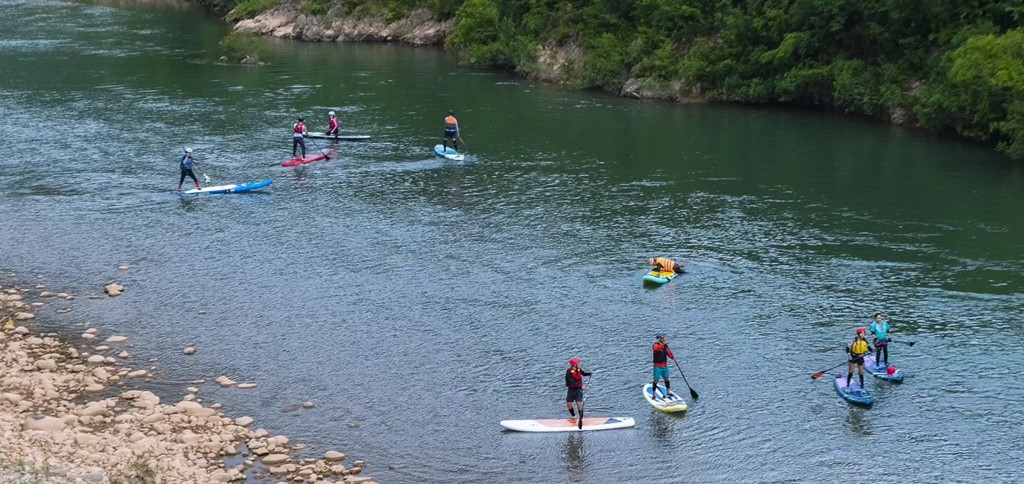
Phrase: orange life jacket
[
  {"left": 653, "top": 257, "right": 677, "bottom": 272},
  {"left": 445, "top": 115, "right": 457, "bottom": 128}
]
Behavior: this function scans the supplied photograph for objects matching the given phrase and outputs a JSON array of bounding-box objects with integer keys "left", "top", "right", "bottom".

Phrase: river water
[{"left": 2, "top": 1, "right": 1023, "bottom": 483}]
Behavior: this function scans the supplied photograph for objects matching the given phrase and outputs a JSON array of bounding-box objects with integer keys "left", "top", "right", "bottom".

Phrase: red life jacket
[
  {"left": 329, "top": 118, "right": 339, "bottom": 131},
  {"left": 293, "top": 122, "right": 305, "bottom": 135}
]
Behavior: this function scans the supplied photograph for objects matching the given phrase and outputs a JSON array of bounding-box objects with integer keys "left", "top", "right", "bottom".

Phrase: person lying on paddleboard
[
  {"left": 292, "top": 117, "right": 308, "bottom": 158},
  {"left": 652, "top": 332, "right": 677, "bottom": 397},
  {"left": 178, "top": 148, "right": 200, "bottom": 191},
  {"left": 565, "top": 357, "right": 592, "bottom": 418},
  {"left": 870, "top": 313, "right": 891, "bottom": 367},
  {"left": 648, "top": 257, "right": 685, "bottom": 274},
  {"left": 443, "top": 109, "right": 460, "bottom": 152},
  {"left": 846, "top": 327, "right": 874, "bottom": 389},
  {"left": 327, "top": 110, "right": 339, "bottom": 136}
]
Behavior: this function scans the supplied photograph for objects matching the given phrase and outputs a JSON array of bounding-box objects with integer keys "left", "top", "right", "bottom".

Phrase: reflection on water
[
  {"left": 563, "top": 433, "right": 587, "bottom": 482},
  {"left": 846, "top": 407, "right": 873, "bottom": 436}
]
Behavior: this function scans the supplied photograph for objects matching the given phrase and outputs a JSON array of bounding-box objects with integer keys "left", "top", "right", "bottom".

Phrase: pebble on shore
[{"left": 1, "top": 283, "right": 376, "bottom": 483}]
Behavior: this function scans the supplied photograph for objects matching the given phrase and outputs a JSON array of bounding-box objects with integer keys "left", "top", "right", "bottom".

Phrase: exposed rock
[
  {"left": 324, "top": 450, "right": 346, "bottom": 462},
  {"left": 303, "top": 401, "right": 315, "bottom": 409},
  {"left": 23, "top": 415, "right": 66, "bottom": 432},
  {"left": 34, "top": 358, "right": 58, "bottom": 371},
  {"left": 237, "top": 383, "right": 257, "bottom": 389},
  {"left": 234, "top": 416, "right": 254, "bottom": 427},
  {"left": 118, "top": 351, "right": 130, "bottom": 358},
  {"left": 183, "top": 346, "right": 196, "bottom": 355},
  {"left": 39, "top": 291, "right": 56, "bottom": 297},
  {"left": 86, "top": 355, "right": 105, "bottom": 363},
  {"left": 105, "top": 335, "right": 127, "bottom": 343},
  {"left": 104, "top": 283, "right": 124, "bottom": 296},
  {"left": 262, "top": 453, "right": 290, "bottom": 465},
  {"left": 14, "top": 311, "right": 35, "bottom": 320}
]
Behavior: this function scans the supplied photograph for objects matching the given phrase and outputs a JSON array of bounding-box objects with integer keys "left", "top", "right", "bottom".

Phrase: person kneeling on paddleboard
[
  {"left": 870, "top": 313, "right": 891, "bottom": 367},
  {"left": 846, "top": 327, "right": 874, "bottom": 389},
  {"left": 648, "top": 257, "right": 685, "bottom": 274},
  {"left": 327, "top": 111, "right": 339, "bottom": 136},
  {"left": 178, "top": 148, "right": 200, "bottom": 191},
  {"left": 652, "top": 332, "right": 676, "bottom": 397},
  {"left": 565, "top": 357, "right": 592, "bottom": 418},
  {"left": 292, "top": 117, "right": 307, "bottom": 158}
]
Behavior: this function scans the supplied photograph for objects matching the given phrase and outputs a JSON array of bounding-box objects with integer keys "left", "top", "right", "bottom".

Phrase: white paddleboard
[
  {"left": 500, "top": 417, "right": 635, "bottom": 433},
  {"left": 182, "top": 184, "right": 237, "bottom": 195},
  {"left": 434, "top": 144, "right": 465, "bottom": 161},
  {"left": 643, "top": 384, "right": 688, "bottom": 413}
]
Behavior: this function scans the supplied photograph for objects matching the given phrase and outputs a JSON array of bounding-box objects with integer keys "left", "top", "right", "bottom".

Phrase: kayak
[
  {"left": 500, "top": 417, "right": 635, "bottom": 433},
  {"left": 643, "top": 270, "right": 678, "bottom": 285},
  {"left": 834, "top": 374, "right": 874, "bottom": 406},
  {"left": 642, "top": 384, "right": 688, "bottom": 413},
  {"left": 434, "top": 144, "right": 465, "bottom": 161},
  {"left": 282, "top": 149, "right": 334, "bottom": 167},
  {"left": 864, "top": 355, "right": 904, "bottom": 383},
  {"left": 182, "top": 179, "right": 272, "bottom": 195},
  {"left": 304, "top": 132, "right": 371, "bottom": 141}
]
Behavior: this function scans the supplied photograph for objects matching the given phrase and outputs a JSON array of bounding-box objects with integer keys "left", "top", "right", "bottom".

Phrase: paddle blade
[
  {"left": 811, "top": 371, "right": 826, "bottom": 380},
  {"left": 689, "top": 388, "right": 699, "bottom": 400}
]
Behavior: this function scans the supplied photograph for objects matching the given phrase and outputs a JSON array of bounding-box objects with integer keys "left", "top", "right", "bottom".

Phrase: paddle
[
  {"left": 457, "top": 135, "right": 467, "bottom": 151},
  {"left": 811, "top": 361, "right": 849, "bottom": 380},
  {"left": 890, "top": 340, "right": 916, "bottom": 347},
  {"left": 307, "top": 135, "right": 330, "bottom": 160},
  {"left": 670, "top": 357, "right": 699, "bottom": 400},
  {"left": 578, "top": 375, "right": 591, "bottom": 430}
]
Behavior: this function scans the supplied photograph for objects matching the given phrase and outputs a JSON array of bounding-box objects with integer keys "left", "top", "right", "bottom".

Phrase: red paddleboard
[{"left": 282, "top": 149, "right": 334, "bottom": 167}]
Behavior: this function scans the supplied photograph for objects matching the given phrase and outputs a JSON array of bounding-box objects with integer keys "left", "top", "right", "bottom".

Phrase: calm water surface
[{"left": 1, "top": 1, "right": 1023, "bottom": 482}]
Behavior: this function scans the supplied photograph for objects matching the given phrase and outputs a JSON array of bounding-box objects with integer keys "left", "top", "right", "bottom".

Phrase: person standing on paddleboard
[
  {"left": 443, "top": 109, "right": 460, "bottom": 152},
  {"left": 652, "top": 332, "right": 677, "bottom": 397},
  {"left": 648, "top": 257, "right": 685, "bottom": 274},
  {"left": 846, "top": 327, "right": 874, "bottom": 389},
  {"left": 565, "top": 357, "right": 592, "bottom": 418},
  {"left": 292, "top": 117, "right": 308, "bottom": 158},
  {"left": 178, "top": 148, "right": 200, "bottom": 191},
  {"left": 326, "top": 111, "right": 340, "bottom": 136},
  {"left": 869, "top": 313, "right": 891, "bottom": 367}
]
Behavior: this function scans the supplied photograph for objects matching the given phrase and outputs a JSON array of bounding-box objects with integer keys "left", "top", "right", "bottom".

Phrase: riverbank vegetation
[{"left": 204, "top": 0, "right": 1024, "bottom": 159}]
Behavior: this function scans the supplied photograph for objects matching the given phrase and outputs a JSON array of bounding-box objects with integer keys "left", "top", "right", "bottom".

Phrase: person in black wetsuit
[{"left": 178, "top": 148, "right": 200, "bottom": 191}]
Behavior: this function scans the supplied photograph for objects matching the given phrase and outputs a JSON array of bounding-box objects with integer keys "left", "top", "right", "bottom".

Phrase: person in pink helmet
[{"left": 564, "top": 357, "right": 592, "bottom": 417}]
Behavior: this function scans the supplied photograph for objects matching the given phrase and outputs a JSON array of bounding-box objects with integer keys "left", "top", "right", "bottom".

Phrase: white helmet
[
  {"left": 184, "top": 148, "right": 193, "bottom": 153},
  {"left": 328, "top": 111, "right": 336, "bottom": 116}
]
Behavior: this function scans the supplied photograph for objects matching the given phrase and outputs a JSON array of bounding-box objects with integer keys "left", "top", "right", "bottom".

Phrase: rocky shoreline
[{"left": 1, "top": 276, "right": 376, "bottom": 483}]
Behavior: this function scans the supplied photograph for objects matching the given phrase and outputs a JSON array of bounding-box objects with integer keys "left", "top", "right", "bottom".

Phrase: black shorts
[
  {"left": 849, "top": 355, "right": 865, "bottom": 365},
  {"left": 444, "top": 129, "right": 457, "bottom": 139},
  {"left": 565, "top": 388, "right": 584, "bottom": 402}
]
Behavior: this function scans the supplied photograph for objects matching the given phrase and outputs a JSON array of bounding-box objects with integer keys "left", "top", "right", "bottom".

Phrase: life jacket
[
  {"left": 179, "top": 155, "right": 193, "bottom": 170},
  {"left": 654, "top": 257, "right": 677, "bottom": 272},
  {"left": 444, "top": 115, "right": 457, "bottom": 131},
  {"left": 653, "top": 342, "right": 668, "bottom": 365},
  {"left": 850, "top": 338, "right": 869, "bottom": 356},
  {"left": 293, "top": 122, "right": 305, "bottom": 136},
  {"left": 329, "top": 118, "right": 339, "bottom": 131},
  {"left": 565, "top": 367, "right": 584, "bottom": 389}
]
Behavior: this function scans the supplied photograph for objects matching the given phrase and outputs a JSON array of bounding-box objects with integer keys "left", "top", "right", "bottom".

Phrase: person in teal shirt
[{"left": 869, "top": 313, "right": 891, "bottom": 366}]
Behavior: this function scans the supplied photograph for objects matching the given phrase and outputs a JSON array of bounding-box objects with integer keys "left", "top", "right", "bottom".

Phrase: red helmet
[
  {"left": 569, "top": 357, "right": 581, "bottom": 367},
  {"left": 856, "top": 327, "right": 866, "bottom": 335}
]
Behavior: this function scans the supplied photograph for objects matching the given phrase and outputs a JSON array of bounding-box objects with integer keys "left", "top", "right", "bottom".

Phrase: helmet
[
  {"left": 856, "top": 327, "right": 866, "bottom": 335},
  {"left": 298, "top": 117, "right": 304, "bottom": 122},
  {"left": 328, "top": 111, "right": 336, "bottom": 116},
  {"left": 655, "top": 332, "right": 667, "bottom": 339},
  {"left": 184, "top": 148, "right": 193, "bottom": 154},
  {"left": 569, "top": 357, "right": 581, "bottom": 366},
  {"left": 448, "top": 109, "right": 455, "bottom": 115}
]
